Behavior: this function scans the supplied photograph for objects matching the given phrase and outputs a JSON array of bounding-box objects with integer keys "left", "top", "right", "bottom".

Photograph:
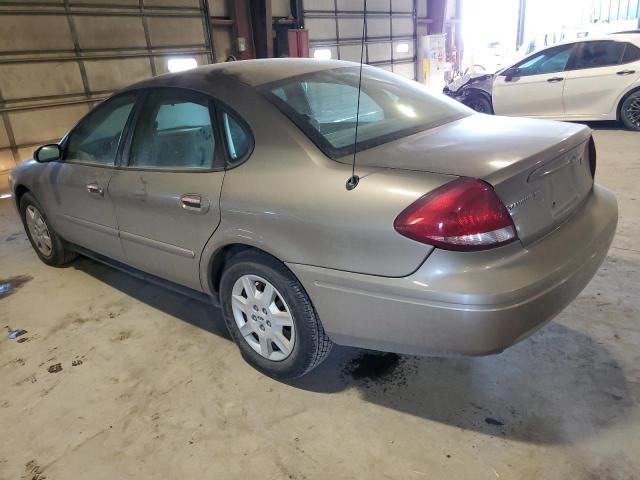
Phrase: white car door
[
  {"left": 563, "top": 40, "right": 640, "bottom": 120},
  {"left": 492, "top": 43, "right": 576, "bottom": 118}
]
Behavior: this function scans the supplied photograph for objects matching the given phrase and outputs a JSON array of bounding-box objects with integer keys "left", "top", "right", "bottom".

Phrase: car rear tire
[
  {"left": 19, "top": 192, "right": 77, "bottom": 266},
  {"left": 620, "top": 90, "right": 640, "bottom": 131},
  {"left": 220, "top": 250, "right": 332, "bottom": 379},
  {"left": 464, "top": 94, "right": 493, "bottom": 114}
]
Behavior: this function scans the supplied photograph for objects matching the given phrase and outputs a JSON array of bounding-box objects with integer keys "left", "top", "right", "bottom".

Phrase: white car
[{"left": 444, "top": 33, "right": 640, "bottom": 130}]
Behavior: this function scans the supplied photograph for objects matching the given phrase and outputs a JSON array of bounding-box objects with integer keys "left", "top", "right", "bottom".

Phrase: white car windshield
[{"left": 261, "top": 66, "right": 470, "bottom": 158}]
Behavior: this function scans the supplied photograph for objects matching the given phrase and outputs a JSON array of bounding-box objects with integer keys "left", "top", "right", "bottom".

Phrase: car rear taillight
[{"left": 394, "top": 177, "right": 518, "bottom": 251}]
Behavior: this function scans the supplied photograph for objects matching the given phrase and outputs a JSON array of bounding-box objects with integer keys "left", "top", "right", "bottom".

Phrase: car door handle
[
  {"left": 617, "top": 70, "right": 636, "bottom": 76},
  {"left": 547, "top": 77, "right": 564, "bottom": 83},
  {"left": 86, "top": 183, "right": 104, "bottom": 196},
  {"left": 180, "top": 194, "right": 209, "bottom": 213}
]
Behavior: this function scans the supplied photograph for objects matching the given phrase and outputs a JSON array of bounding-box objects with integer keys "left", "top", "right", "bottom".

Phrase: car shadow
[
  {"left": 74, "top": 256, "right": 633, "bottom": 446},
  {"left": 291, "top": 323, "right": 634, "bottom": 446},
  {"left": 571, "top": 120, "right": 628, "bottom": 131},
  {"left": 73, "top": 257, "right": 231, "bottom": 341}
]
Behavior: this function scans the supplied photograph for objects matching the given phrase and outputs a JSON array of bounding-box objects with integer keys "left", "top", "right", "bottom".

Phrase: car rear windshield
[{"left": 260, "top": 66, "right": 470, "bottom": 159}]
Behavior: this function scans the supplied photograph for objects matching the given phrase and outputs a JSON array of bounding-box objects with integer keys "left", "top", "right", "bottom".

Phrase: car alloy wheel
[
  {"left": 231, "top": 274, "right": 296, "bottom": 361},
  {"left": 623, "top": 95, "right": 640, "bottom": 129},
  {"left": 25, "top": 205, "right": 53, "bottom": 257},
  {"left": 467, "top": 96, "right": 492, "bottom": 114}
]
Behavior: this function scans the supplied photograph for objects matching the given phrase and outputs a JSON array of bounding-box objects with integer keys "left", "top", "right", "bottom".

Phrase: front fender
[
  {"left": 9, "top": 159, "right": 39, "bottom": 206},
  {"left": 444, "top": 74, "right": 494, "bottom": 101}
]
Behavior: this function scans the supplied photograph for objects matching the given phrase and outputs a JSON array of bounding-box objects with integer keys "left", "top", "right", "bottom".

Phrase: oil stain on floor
[
  {"left": 341, "top": 351, "right": 419, "bottom": 389},
  {"left": 0, "top": 275, "right": 33, "bottom": 300}
]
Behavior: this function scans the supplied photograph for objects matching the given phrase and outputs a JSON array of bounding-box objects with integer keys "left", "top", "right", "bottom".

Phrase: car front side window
[
  {"left": 65, "top": 92, "right": 137, "bottom": 166},
  {"left": 512, "top": 44, "right": 574, "bottom": 77},
  {"left": 128, "top": 89, "right": 216, "bottom": 170},
  {"left": 574, "top": 41, "right": 626, "bottom": 70}
]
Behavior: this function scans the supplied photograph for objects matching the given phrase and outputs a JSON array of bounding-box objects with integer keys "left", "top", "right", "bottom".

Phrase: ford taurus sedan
[{"left": 9, "top": 59, "right": 618, "bottom": 378}]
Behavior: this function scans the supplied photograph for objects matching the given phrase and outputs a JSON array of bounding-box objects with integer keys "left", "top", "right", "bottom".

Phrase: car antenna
[{"left": 346, "top": 0, "right": 367, "bottom": 191}]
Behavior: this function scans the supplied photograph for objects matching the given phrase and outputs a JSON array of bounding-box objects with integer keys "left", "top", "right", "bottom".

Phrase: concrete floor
[{"left": 0, "top": 128, "right": 639, "bottom": 480}]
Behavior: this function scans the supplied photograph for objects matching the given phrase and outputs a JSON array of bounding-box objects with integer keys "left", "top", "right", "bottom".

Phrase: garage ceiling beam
[
  {"left": 308, "top": 35, "right": 415, "bottom": 46},
  {"left": 0, "top": 48, "right": 210, "bottom": 65},
  {"left": 0, "top": 1, "right": 202, "bottom": 13}
]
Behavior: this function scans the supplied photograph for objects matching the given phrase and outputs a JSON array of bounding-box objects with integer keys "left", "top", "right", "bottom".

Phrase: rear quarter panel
[{"left": 200, "top": 87, "right": 453, "bottom": 279}]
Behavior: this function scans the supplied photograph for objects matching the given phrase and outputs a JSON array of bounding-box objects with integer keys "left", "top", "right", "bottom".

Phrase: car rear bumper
[{"left": 288, "top": 184, "right": 617, "bottom": 356}]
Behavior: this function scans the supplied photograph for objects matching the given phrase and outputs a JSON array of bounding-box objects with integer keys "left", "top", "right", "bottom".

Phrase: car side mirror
[
  {"left": 504, "top": 67, "right": 521, "bottom": 81},
  {"left": 34, "top": 144, "right": 62, "bottom": 163}
]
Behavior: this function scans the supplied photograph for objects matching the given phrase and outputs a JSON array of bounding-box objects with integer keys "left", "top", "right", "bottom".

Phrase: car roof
[
  {"left": 129, "top": 58, "right": 358, "bottom": 90},
  {"left": 498, "top": 32, "right": 640, "bottom": 73},
  {"left": 594, "top": 32, "right": 640, "bottom": 43},
  {"left": 561, "top": 32, "right": 640, "bottom": 46}
]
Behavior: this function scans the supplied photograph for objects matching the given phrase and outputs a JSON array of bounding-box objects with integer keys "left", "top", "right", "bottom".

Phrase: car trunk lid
[{"left": 340, "top": 114, "right": 594, "bottom": 245}]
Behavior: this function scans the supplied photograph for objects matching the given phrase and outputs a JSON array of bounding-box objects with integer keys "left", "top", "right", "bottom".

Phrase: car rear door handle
[
  {"left": 617, "top": 70, "right": 636, "bottom": 76},
  {"left": 547, "top": 77, "right": 564, "bottom": 83},
  {"left": 86, "top": 182, "right": 104, "bottom": 196},
  {"left": 180, "top": 194, "right": 209, "bottom": 213}
]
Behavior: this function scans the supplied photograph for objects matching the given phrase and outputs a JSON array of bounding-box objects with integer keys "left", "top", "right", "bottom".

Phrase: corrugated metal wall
[
  {"left": 592, "top": 0, "right": 640, "bottom": 22},
  {"left": 302, "top": 0, "right": 417, "bottom": 80},
  {"left": 0, "top": 0, "right": 215, "bottom": 191}
]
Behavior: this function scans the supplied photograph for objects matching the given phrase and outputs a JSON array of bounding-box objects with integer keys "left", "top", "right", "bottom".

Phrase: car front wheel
[
  {"left": 19, "top": 192, "right": 76, "bottom": 266},
  {"left": 464, "top": 94, "right": 493, "bottom": 114},
  {"left": 220, "top": 250, "right": 332, "bottom": 379},
  {"left": 620, "top": 90, "right": 640, "bottom": 131}
]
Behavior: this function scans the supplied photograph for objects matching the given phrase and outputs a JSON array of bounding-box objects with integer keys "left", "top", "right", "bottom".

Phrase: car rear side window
[
  {"left": 574, "top": 41, "right": 626, "bottom": 69},
  {"left": 128, "top": 89, "right": 216, "bottom": 170},
  {"left": 222, "top": 111, "right": 252, "bottom": 165},
  {"left": 301, "top": 82, "right": 384, "bottom": 125},
  {"left": 262, "top": 66, "right": 469, "bottom": 158},
  {"left": 65, "top": 93, "right": 137, "bottom": 166},
  {"left": 622, "top": 42, "right": 640, "bottom": 63}
]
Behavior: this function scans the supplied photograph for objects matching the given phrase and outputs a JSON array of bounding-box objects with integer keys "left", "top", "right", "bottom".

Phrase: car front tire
[
  {"left": 19, "top": 192, "right": 76, "bottom": 266},
  {"left": 220, "top": 250, "right": 332, "bottom": 379},
  {"left": 464, "top": 94, "right": 493, "bottom": 114},
  {"left": 620, "top": 90, "right": 640, "bottom": 131}
]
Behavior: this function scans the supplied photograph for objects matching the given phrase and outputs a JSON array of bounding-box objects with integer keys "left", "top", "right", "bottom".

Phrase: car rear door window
[
  {"left": 514, "top": 44, "right": 574, "bottom": 76},
  {"left": 65, "top": 93, "right": 137, "bottom": 165},
  {"left": 574, "top": 41, "right": 626, "bottom": 69},
  {"left": 622, "top": 42, "right": 640, "bottom": 63},
  {"left": 128, "top": 89, "right": 216, "bottom": 170}
]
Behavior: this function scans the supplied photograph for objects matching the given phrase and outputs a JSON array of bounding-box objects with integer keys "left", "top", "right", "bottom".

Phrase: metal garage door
[
  {"left": 302, "top": 0, "right": 417, "bottom": 80},
  {"left": 0, "top": 0, "right": 213, "bottom": 192}
]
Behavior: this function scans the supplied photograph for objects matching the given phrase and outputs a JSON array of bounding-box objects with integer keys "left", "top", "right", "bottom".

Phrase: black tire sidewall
[
  {"left": 220, "top": 253, "right": 319, "bottom": 379},
  {"left": 621, "top": 92, "right": 640, "bottom": 131},
  {"left": 19, "top": 193, "right": 67, "bottom": 266},
  {"left": 465, "top": 95, "right": 493, "bottom": 114}
]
